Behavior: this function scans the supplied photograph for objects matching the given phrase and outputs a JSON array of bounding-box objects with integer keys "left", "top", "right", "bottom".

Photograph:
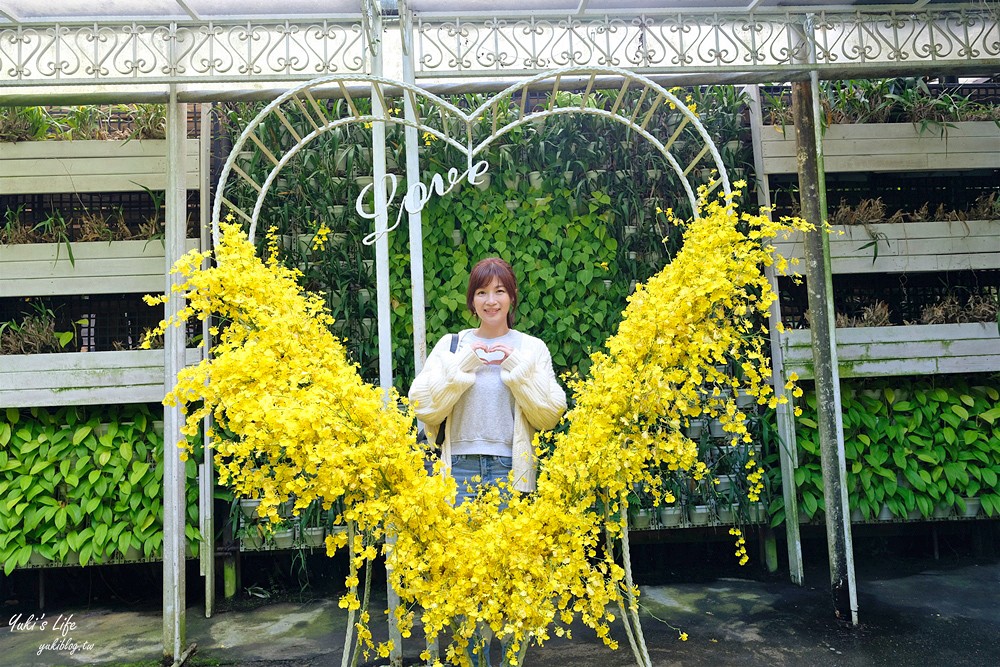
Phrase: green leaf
[
  {"left": 72, "top": 425, "right": 93, "bottom": 445},
  {"left": 130, "top": 461, "right": 150, "bottom": 485},
  {"left": 979, "top": 407, "right": 1000, "bottom": 424},
  {"left": 951, "top": 405, "right": 969, "bottom": 421},
  {"left": 802, "top": 492, "right": 818, "bottom": 517},
  {"left": 94, "top": 523, "right": 108, "bottom": 547}
]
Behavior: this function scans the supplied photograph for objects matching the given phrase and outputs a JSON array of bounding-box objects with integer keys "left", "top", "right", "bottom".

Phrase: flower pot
[
  {"left": 562, "top": 170, "right": 574, "bottom": 184},
  {"left": 452, "top": 229, "right": 463, "bottom": 246},
  {"left": 505, "top": 200, "right": 519, "bottom": 211},
  {"left": 528, "top": 171, "right": 543, "bottom": 190},
  {"left": 932, "top": 504, "right": 953, "bottom": 519},
  {"left": 959, "top": 497, "right": 982, "bottom": 518},
  {"left": 300, "top": 526, "right": 326, "bottom": 548},
  {"left": 850, "top": 507, "right": 865, "bottom": 523},
  {"left": 502, "top": 174, "right": 521, "bottom": 190},
  {"left": 241, "top": 529, "right": 265, "bottom": 551},
  {"left": 474, "top": 172, "right": 491, "bottom": 190},
  {"left": 746, "top": 503, "right": 767, "bottom": 524},
  {"left": 714, "top": 474, "right": 737, "bottom": 495},
  {"left": 629, "top": 509, "right": 653, "bottom": 530},
  {"left": 239, "top": 498, "right": 262, "bottom": 522},
  {"left": 877, "top": 503, "right": 895, "bottom": 521},
  {"left": 623, "top": 225, "right": 637, "bottom": 238},
  {"left": 272, "top": 528, "right": 295, "bottom": 550},
  {"left": 708, "top": 419, "right": 726, "bottom": 439},
  {"left": 906, "top": 508, "right": 923, "bottom": 521},
  {"left": 734, "top": 389, "right": 756, "bottom": 409},
  {"left": 716, "top": 506, "right": 734, "bottom": 524},
  {"left": 687, "top": 504, "right": 712, "bottom": 526},
  {"left": 28, "top": 551, "right": 52, "bottom": 567},
  {"left": 658, "top": 506, "right": 684, "bottom": 528},
  {"left": 685, "top": 420, "right": 705, "bottom": 440}
]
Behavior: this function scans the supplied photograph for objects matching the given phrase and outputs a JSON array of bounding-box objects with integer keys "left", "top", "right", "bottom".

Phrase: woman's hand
[{"left": 471, "top": 342, "right": 512, "bottom": 366}]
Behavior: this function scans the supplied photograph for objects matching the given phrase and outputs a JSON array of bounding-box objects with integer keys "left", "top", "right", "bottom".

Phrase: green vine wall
[
  {"left": 765, "top": 377, "right": 1000, "bottom": 525},
  {"left": 219, "top": 87, "right": 751, "bottom": 387},
  {"left": 0, "top": 404, "right": 202, "bottom": 572}
]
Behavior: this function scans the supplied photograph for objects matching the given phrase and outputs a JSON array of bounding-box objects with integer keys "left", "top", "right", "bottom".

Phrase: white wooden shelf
[
  {"left": 773, "top": 220, "right": 1000, "bottom": 274},
  {"left": 760, "top": 121, "right": 1000, "bottom": 175},
  {"left": 0, "top": 348, "right": 203, "bottom": 407},
  {"left": 0, "top": 238, "right": 201, "bottom": 297},
  {"left": 782, "top": 323, "right": 1000, "bottom": 380},
  {"left": 0, "top": 139, "right": 201, "bottom": 194}
]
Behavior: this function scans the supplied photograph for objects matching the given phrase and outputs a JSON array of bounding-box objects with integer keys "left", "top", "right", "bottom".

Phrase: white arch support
[{"left": 212, "top": 66, "right": 733, "bottom": 393}]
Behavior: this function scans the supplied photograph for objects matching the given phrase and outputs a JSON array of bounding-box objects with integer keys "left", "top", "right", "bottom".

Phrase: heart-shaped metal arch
[{"left": 211, "top": 65, "right": 732, "bottom": 247}]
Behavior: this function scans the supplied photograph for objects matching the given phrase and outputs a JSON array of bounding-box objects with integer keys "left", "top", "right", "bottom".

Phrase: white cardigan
[{"left": 408, "top": 330, "right": 567, "bottom": 492}]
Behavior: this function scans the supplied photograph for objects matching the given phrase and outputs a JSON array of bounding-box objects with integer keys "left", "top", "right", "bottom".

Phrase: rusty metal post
[{"left": 791, "top": 69, "right": 859, "bottom": 625}]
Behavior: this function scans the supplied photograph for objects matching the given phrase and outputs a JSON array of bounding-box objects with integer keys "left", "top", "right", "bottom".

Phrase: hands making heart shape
[{"left": 472, "top": 342, "right": 512, "bottom": 366}]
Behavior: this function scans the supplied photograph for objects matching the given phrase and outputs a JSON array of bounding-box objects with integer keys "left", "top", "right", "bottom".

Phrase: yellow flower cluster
[
  {"left": 148, "top": 184, "right": 808, "bottom": 665},
  {"left": 729, "top": 527, "right": 749, "bottom": 566},
  {"left": 312, "top": 223, "right": 332, "bottom": 251}
]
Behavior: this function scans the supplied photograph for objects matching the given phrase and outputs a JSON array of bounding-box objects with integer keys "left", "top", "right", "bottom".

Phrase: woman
[{"left": 409, "top": 256, "right": 567, "bottom": 505}]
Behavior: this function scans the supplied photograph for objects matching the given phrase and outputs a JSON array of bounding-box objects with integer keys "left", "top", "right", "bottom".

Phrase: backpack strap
[{"left": 434, "top": 333, "right": 461, "bottom": 448}]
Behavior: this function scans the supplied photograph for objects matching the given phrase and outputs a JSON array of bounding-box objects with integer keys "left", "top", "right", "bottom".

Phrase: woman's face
[{"left": 473, "top": 277, "right": 511, "bottom": 329}]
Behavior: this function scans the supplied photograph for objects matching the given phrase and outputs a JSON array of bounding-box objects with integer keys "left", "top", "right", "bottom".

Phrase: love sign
[{"left": 357, "top": 160, "right": 490, "bottom": 246}]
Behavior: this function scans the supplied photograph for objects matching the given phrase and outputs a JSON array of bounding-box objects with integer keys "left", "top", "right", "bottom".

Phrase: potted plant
[
  {"left": 297, "top": 500, "right": 327, "bottom": 548},
  {"left": 759, "top": 79, "right": 1000, "bottom": 175},
  {"left": 627, "top": 489, "right": 654, "bottom": 530}
]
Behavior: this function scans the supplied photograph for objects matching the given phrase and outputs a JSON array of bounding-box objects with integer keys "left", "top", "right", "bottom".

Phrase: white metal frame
[{"left": 0, "top": 0, "right": 995, "bottom": 662}]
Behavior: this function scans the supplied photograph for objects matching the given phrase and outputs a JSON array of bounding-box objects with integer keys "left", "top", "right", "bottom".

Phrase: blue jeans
[{"left": 450, "top": 454, "right": 513, "bottom": 507}]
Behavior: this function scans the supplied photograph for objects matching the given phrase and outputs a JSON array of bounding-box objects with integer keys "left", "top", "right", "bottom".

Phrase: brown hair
[{"left": 466, "top": 257, "right": 518, "bottom": 329}]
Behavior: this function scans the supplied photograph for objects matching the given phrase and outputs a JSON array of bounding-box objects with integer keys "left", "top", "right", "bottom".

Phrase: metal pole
[
  {"left": 399, "top": 0, "right": 428, "bottom": 375},
  {"left": 790, "top": 59, "right": 859, "bottom": 624},
  {"left": 163, "top": 85, "right": 188, "bottom": 661},
  {"left": 747, "top": 84, "right": 804, "bottom": 585},
  {"left": 198, "top": 102, "right": 216, "bottom": 619},
  {"left": 369, "top": 4, "right": 404, "bottom": 665}
]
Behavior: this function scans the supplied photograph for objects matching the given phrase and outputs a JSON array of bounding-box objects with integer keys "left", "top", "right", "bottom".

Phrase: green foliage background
[
  {"left": 764, "top": 377, "right": 1000, "bottom": 525},
  {"left": 218, "top": 87, "right": 754, "bottom": 388}
]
